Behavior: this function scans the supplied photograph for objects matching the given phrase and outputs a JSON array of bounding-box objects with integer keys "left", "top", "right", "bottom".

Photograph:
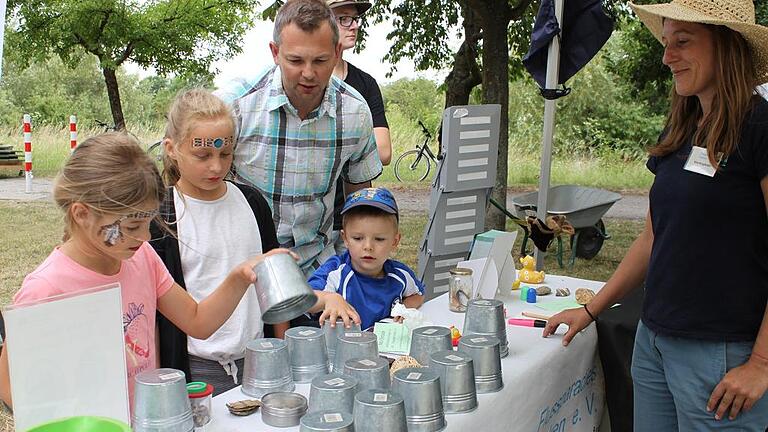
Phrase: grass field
[{"left": 0, "top": 200, "right": 644, "bottom": 307}]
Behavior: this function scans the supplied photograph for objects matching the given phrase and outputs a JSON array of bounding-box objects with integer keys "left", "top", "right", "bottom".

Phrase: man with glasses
[
  {"left": 327, "top": 0, "right": 392, "bottom": 254},
  {"left": 216, "top": 0, "right": 382, "bottom": 275}
]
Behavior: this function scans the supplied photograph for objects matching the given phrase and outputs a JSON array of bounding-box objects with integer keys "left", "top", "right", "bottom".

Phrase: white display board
[{"left": 5, "top": 284, "right": 130, "bottom": 430}]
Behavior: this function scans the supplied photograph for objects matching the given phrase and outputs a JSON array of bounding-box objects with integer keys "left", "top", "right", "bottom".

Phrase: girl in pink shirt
[{"left": 0, "top": 132, "right": 293, "bottom": 411}]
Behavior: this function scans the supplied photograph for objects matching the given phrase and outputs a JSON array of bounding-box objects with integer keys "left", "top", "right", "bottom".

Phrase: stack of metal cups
[
  {"left": 457, "top": 334, "right": 504, "bottom": 393},
  {"left": 353, "top": 389, "right": 408, "bottom": 432},
  {"left": 462, "top": 299, "right": 509, "bottom": 357},
  {"left": 408, "top": 326, "right": 453, "bottom": 366},
  {"left": 429, "top": 350, "right": 478, "bottom": 413},
  {"left": 286, "top": 326, "right": 330, "bottom": 383},
  {"left": 323, "top": 318, "right": 362, "bottom": 371},
  {"left": 343, "top": 357, "right": 390, "bottom": 392},
  {"left": 308, "top": 373, "right": 359, "bottom": 414},
  {"left": 132, "top": 368, "right": 194, "bottom": 432},
  {"left": 392, "top": 367, "right": 447, "bottom": 431},
  {"left": 241, "top": 338, "right": 295, "bottom": 398},
  {"left": 300, "top": 410, "right": 355, "bottom": 432},
  {"left": 332, "top": 331, "right": 378, "bottom": 373}
]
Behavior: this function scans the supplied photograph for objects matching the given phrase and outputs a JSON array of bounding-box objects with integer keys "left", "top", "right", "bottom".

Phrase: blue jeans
[{"left": 632, "top": 321, "right": 768, "bottom": 431}]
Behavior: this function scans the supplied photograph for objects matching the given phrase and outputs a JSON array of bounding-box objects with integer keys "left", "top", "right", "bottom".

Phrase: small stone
[
  {"left": 535, "top": 286, "right": 552, "bottom": 296},
  {"left": 555, "top": 287, "right": 570, "bottom": 297},
  {"left": 575, "top": 288, "right": 596, "bottom": 305}
]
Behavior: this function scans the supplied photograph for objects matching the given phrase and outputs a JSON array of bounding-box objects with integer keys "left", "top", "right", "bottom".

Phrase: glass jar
[
  {"left": 448, "top": 268, "right": 473, "bottom": 312},
  {"left": 187, "top": 381, "right": 214, "bottom": 430}
]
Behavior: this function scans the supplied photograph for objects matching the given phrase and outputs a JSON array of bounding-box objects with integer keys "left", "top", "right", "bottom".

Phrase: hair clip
[{"left": 192, "top": 136, "right": 234, "bottom": 148}]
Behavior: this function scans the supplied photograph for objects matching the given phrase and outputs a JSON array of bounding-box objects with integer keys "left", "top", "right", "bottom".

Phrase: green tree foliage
[
  {"left": 381, "top": 78, "right": 443, "bottom": 133},
  {"left": 5, "top": 0, "right": 258, "bottom": 129}
]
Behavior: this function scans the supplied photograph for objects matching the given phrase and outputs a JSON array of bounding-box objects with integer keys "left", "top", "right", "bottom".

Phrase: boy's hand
[
  {"left": 319, "top": 293, "right": 361, "bottom": 329},
  {"left": 235, "top": 248, "right": 298, "bottom": 285}
]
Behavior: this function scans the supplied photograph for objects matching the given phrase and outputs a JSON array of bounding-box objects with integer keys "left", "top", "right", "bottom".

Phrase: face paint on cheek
[{"left": 99, "top": 221, "right": 124, "bottom": 247}]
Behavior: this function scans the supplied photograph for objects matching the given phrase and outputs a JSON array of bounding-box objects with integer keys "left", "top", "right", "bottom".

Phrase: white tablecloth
[{"left": 207, "top": 275, "right": 606, "bottom": 432}]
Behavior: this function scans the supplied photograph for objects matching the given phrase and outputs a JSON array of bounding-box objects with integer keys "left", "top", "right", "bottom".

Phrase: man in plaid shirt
[{"left": 218, "top": 0, "right": 382, "bottom": 274}]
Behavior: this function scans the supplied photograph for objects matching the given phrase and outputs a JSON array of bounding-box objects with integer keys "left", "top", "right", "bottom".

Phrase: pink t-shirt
[{"left": 14, "top": 242, "right": 174, "bottom": 410}]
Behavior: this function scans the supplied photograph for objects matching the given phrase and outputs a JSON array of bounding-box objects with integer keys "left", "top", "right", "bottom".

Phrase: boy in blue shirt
[{"left": 308, "top": 187, "right": 425, "bottom": 330}]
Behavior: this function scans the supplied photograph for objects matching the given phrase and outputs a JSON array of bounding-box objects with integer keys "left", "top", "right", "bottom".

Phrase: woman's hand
[
  {"left": 319, "top": 292, "right": 361, "bottom": 329},
  {"left": 541, "top": 306, "right": 594, "bottom": 346},
  {"left": 707, "top": 355, "right": 768, "bottom": 420}
]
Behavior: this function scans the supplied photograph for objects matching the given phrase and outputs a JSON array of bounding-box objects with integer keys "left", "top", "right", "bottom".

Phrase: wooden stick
[{"left": 522, "top": 311, "right": 553, "bottom": 320}]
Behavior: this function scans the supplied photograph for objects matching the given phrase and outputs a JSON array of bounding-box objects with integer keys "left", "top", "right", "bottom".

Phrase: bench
[{"left": 0, "top": 145, "right": 23, "bottom": 176}]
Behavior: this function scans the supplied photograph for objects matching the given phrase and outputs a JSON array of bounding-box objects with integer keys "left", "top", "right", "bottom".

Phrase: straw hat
[{"left": 629, "top": 0, "right": 768, "bottom": 82}]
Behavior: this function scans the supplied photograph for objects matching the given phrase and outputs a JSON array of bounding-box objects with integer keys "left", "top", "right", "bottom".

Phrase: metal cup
[
  {"left": 286, "top": 326, "right": 330, "bottom": 383},
  {"left": 261, "top": 392, "right": 308, "bottom": 428},
  {"left": 323, "top": 318, "right": 362, "bottom": 369},
  {"left": 241, "top": 338, "right": 295, "bottom": 398},
  {"left": 253, "top": 253, "right": 318, "bottom": 323},
  {"left": 300, "top": 410, "right": 355, "bottom": 432},
  {"left": 332, "top": 331, "right": 378, "bottom": 373},
  {"left": 408, "top": 326, "right": 453, "bottom": 366},
  {"left": 429, "top": 350, "right": 478, "bottom": 414},
  {"left": 392, "top": 367, "right": 447, "bottom": 432},
  {"left": 462, "top": 299, "right": 509, "bottom": 358},
  {"left": 457, "top": 335, "right": 504, "bottom": 393},
  {"left": 132, "top": 368, "right": 194, "bottom": 432},
  {"left": 353, "top": 389, "right": 408, "bottom": 432},
  {"left": 343, "top": 357, "right": 391, "bottom": 392},
  {"left": 308, "top": 373, "right": 359, "bottom": 414}
]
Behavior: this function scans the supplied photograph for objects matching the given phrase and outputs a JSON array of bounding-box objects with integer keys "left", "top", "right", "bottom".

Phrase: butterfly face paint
[
  {"left": 98, "top": 210, "right": 158, "bottom": 246},
  {"left": 192, "top": 136, "right": 233, "bottom": 149}
]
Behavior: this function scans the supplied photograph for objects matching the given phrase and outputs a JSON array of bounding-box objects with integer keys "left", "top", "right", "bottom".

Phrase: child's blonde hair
[
  {"left": 54, "top": 132, "right": 165, "bottom": 241},
  {"left": 162, "top": 88, "right": 235, "bottom": 185}
]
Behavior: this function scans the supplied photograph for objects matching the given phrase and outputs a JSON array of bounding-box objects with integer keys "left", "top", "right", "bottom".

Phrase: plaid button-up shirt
[{"left": 217, "top": 66, "right": 382, "bottom": 273}]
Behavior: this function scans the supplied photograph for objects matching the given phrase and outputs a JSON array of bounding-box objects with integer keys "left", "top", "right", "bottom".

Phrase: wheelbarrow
[{"left": 491, "top": 185, "right": 622, "bottom": 268}]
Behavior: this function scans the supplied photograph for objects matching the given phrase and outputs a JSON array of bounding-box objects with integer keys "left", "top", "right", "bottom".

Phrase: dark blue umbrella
[{"left": 523, "top": 0, "right": 614, "bottom": 91}]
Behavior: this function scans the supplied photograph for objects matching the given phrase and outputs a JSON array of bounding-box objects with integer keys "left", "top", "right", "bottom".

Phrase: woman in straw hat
[{"left": 543, "top": 0, "right": 768, "bottom": 429}]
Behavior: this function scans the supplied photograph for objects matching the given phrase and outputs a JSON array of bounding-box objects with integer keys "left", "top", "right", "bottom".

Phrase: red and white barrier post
[
  {"left": 23, "top": 114, "right": 32, "bottom": 193},
  {"left": 69, "top": 115, "right": 77, "bottom": 153}
]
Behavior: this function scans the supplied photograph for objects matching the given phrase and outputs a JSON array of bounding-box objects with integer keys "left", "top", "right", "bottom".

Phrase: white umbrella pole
[{"left": 534, "top": 0, "right": 564, "bottom": 270}]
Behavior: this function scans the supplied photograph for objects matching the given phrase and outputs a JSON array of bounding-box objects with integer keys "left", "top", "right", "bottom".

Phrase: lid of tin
[
  {"left": 449, "top": 267, "right": 473, "bottom": 275},
  {"left": 261, "top": 392, "right": 308, "bottom": 416},
  {"left": 187, "top": 382, "right": 214, "bottom": 398}
]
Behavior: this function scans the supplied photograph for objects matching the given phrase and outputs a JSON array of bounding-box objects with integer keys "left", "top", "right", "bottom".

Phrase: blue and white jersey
[{"left": 308, "top": 251, "right": 424, "bottom": 330}]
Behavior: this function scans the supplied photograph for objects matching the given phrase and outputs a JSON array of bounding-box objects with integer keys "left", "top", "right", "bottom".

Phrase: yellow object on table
[{"left": 514, "top": 255, "right": 545, "bottom": 285}]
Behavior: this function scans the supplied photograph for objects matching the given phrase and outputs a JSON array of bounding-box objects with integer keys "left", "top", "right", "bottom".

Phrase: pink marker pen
[{"left": 507, "top": 318, "right": 547, "bottom": 328}]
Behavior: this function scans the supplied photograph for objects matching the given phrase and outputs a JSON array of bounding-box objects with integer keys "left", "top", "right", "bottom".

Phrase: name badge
[{"left": 683, "top": 146, "right": 716, "bottom": 177}]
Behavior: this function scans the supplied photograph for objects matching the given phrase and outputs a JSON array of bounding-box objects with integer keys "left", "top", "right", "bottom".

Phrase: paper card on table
[
  {"left": 374, "top": 322, "right": 412, "bottom": 354},
  {"left": 4, "top": 283, "right": 129, "bottom": 431},
  {"left": 469, "top": 230, "right": 518, "bottom": 293},
  {"left": 456, "top": 257, "right": 487, "bottom": 299},
  {"left": 476, "top": 260, "right": 498, "bottom": 300},
  {"left": 534, "top": 298, "right": 581, "bottom": 313}
]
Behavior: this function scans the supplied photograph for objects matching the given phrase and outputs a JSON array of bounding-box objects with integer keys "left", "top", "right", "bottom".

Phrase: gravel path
[{"left": 0, "top": 178, "right": 648, "bottom": 220}]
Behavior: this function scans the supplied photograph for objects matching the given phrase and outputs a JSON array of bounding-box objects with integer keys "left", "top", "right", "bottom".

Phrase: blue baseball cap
[{"left": 341, "top": 187, "right": 399, "bottom": 218}]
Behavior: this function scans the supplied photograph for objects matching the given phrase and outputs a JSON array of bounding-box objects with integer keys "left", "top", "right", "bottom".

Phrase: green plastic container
[{"left": 26, "top": 416, "right": 131, "bottom": 432}]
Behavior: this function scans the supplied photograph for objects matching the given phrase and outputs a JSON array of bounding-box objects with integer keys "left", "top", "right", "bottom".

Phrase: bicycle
[
  {"left": 95, "top": 119, "right": 163, "bottom": 162},
  {"left": 394, "top": 120, "right": 439, "bottom": 183}
]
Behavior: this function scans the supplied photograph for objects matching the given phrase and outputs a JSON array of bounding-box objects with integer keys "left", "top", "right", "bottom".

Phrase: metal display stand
[{"left": 417, "top": 104, "right": 501, "bottom": 300}]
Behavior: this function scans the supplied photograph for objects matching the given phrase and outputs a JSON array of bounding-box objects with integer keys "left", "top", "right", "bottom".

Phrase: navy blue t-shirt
[{"left": 644, "top": 96, "right": 768, "bottom": 341}]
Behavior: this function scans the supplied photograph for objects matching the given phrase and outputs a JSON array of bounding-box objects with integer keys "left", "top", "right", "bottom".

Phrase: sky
[{"left": 127, "top": 16, "right": 455, "bottom": 87}]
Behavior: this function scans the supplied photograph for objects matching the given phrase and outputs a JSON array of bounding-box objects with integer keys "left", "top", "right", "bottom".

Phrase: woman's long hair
[{"left": 650, "top": 24, "right": 757, "bottom": 168}]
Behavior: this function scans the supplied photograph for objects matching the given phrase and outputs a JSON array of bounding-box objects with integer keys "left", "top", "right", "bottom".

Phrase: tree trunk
[
  {"left": 102, "top": 67, "right": 126, "bottom": 130},
  {"left": 470, "top": 0, "right": 511, "bottom": 231}
]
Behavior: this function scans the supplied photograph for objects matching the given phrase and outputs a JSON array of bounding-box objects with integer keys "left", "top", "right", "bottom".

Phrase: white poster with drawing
[{"left": 4, "top": 283, "right": 129, "bottom": 430}]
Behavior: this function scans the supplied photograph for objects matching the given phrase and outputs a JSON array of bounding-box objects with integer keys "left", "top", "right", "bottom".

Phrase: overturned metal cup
[
  {"left": 253, "top": 253, "right": 318, "bottom": 324},
  {"left": 332, "top": 331, "right": 378, "bottom": 373},
  {"left": 132, "top": 368, "right": 194, "bottom": 432},
  {"left": 392, "top": 367, "right": 447, "bottom": 432},
  {"left": 429, "top": 350, "right": 478, "bottom": 414},
  {"left": 286, "top": 326, "right": 330, "bottom": 383},
  {"left": 462, "top": 299, "right": 509, "bottom": 358},
  {"left": 300, "top": 410, "right": 355, "bottom": 432},
  {"left": 343, "top": 357, "right": 390, "bottom": 392},
  {"left": 241, "top": 338, "right": 295, "bottom": 398},
  {"left": 308, "top": 373, "right": 359, "bottom": 414},
  {"left": 323, "top": 318, "right": 362, "bottom": 369},
  {"left": 409, "top": 326, "right": 453, "bottom": 366},
  {"left": 457, "top": 335, "right": 503, "bottom": 394},
  {"left": 353, "top": 389, "right": 408, "bottom": 432}
]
